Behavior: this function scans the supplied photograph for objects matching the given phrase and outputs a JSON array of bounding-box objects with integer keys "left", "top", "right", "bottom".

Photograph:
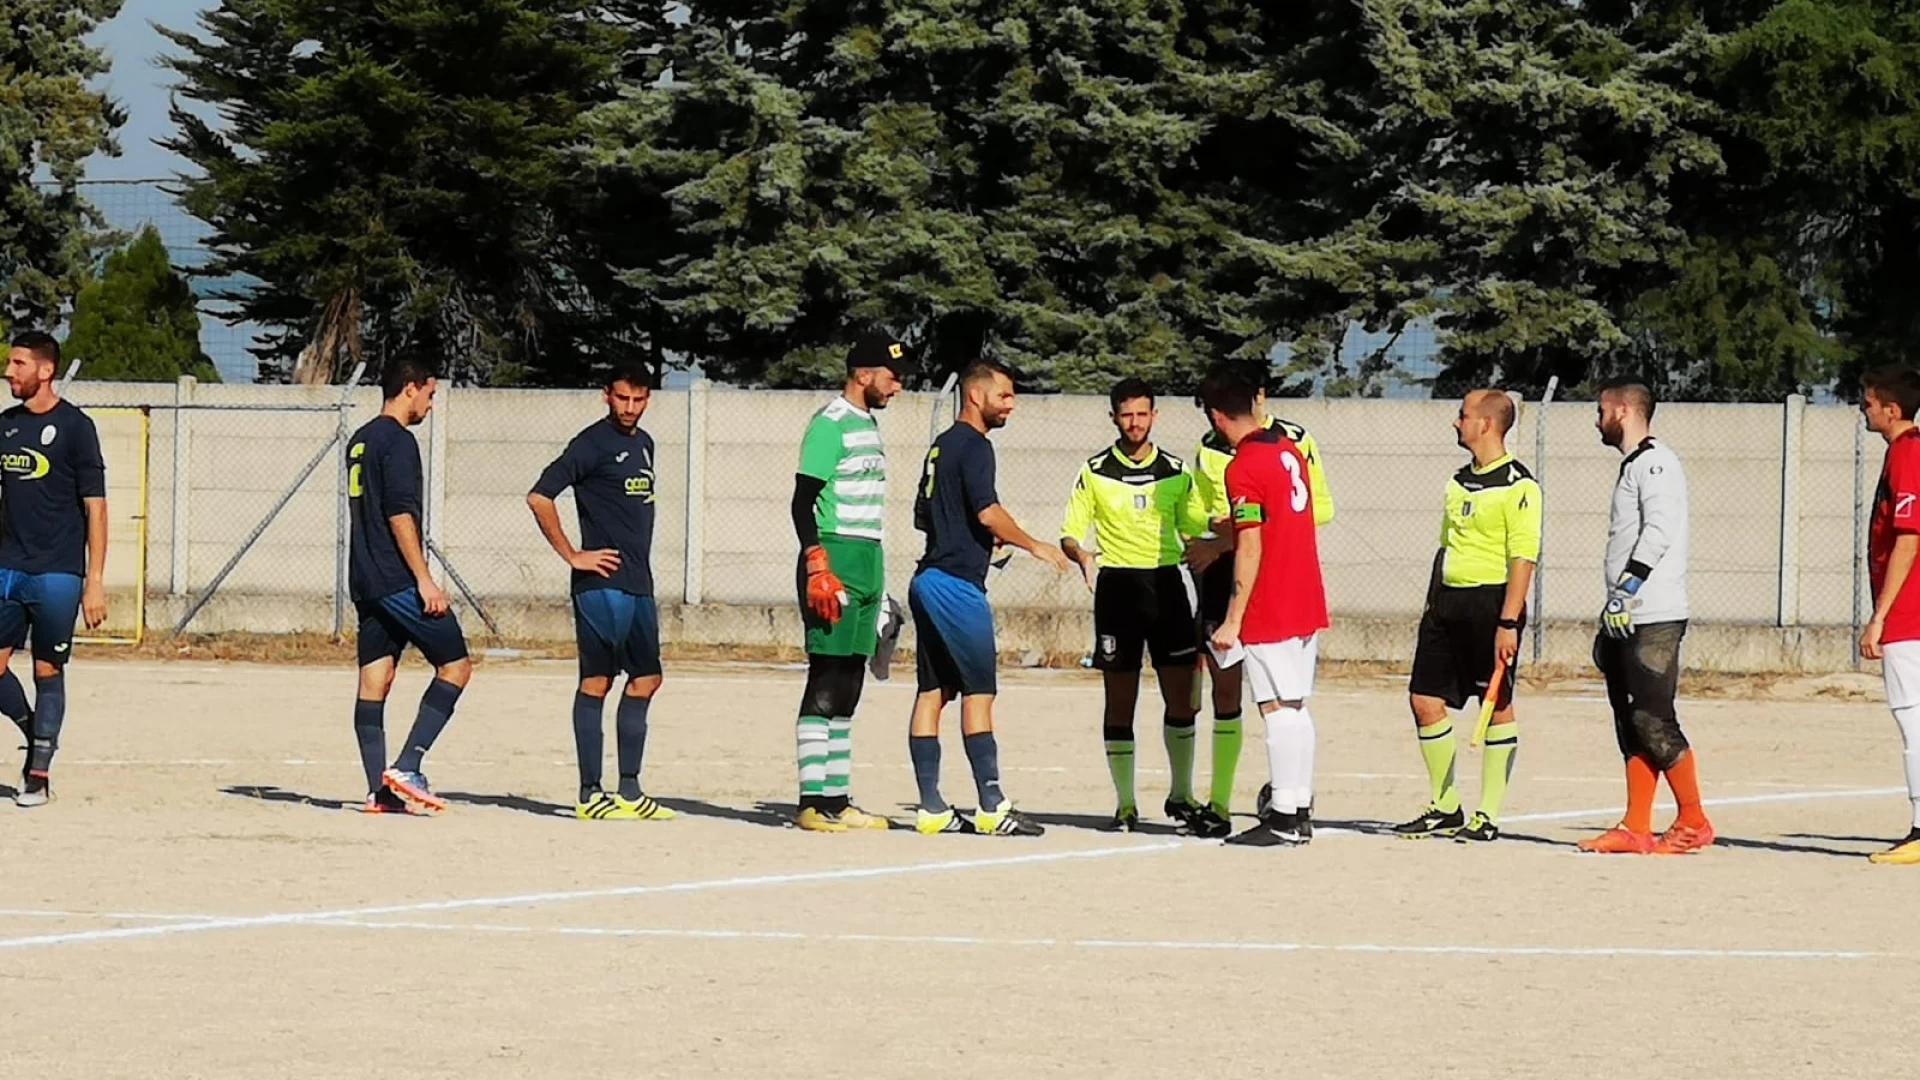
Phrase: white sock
[
  {"left": 1260, "top": 706, "right": 1296, "bottom": 813},
  {"left": 1263, "top": 706, "right": 1316, "bottom": 814},
  {"left": 1289, "top": 705, "right": 1317, "bottom": 812},
  {"left": 1895, "top": 705, "right": 1920, "bottom": 828}
]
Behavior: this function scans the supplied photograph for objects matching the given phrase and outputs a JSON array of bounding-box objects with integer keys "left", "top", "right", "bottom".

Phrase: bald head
[{"left": 1464, "top": 389, "right": 1515, "bottom": 436}]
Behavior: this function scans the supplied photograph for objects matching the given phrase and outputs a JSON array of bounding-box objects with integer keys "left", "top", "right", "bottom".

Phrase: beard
[
  {"left": 1600, "top": 419, "right": 1625, "bottom": 448},
  {"left": 862, "top": 384, "right": 891, "bottom": 411}
]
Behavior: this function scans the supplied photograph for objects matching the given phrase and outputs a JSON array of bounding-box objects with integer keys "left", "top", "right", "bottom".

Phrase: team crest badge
[{"left": 1098, "top": 635, "right": 1117, "bottom": 658}]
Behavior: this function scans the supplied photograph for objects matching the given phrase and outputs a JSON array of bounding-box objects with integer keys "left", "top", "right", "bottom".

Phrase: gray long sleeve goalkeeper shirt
[{"left": 1606, "top": 437, "right": 1690, "bottom": 625}]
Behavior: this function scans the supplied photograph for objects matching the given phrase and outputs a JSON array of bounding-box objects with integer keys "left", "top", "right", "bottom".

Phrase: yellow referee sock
[
  {"left": 1478, "top": 720, "right": 1519, "bottom": 821},
  {"left": 1105, "top": 738, "right": 1137, "bottom": 813},
  {"left": 1209, "top": 712, "right": 1243, "bottom": 816},
  {"left": 1417, "top": 720, "right": 1462, "bottom": 814}
]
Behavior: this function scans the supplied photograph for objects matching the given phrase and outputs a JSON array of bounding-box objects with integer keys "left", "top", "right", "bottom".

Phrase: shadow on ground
[
  {"left": 441, "top": 790, "right": 571, "bottom": 818},
  {"left": 221, "top": 784, "right": 353, "bottom": 811}
]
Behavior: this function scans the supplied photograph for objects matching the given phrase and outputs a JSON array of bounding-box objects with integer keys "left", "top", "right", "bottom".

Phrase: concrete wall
[{"left": 64, "top": 381, "right": 1876, "bottom": 671}]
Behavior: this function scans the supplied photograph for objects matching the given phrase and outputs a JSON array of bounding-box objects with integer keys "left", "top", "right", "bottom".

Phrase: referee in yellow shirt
[
  {"left": 1395, "top": 389, "right": 1541, "bottom": 843},
  {"left": 1061, "top": 378, "right": 1211, "bottom": 833}
]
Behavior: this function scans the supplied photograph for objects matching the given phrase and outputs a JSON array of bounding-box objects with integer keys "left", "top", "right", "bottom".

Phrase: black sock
[
  {"left": 572, "top": 691, "right": 605, "bottom": 799},
  {"left": 353, "top": 698, "right": 386, "bottom": 794},
  {"left": 909, "top": 734, "right": 945, "bottom": 812},
  {"left": 962, "top": 731, "right": 1005, "bottom": 813},
  {"left": 394, "top": 678, "right": 461, "bottom": 773},
  {"left": 616, "top": 694, "right": 651, "bottom": 800},
  {"left": 28, "top": 670, "right": 65, "bottom": 776},
  {"left": 0, "top": 668, "right": 30, "bottom": 739}
]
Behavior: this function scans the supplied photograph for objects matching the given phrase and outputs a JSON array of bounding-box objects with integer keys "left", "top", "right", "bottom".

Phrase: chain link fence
[{"left": 48, "top": 379, "right": 1879, "bottom": 671}]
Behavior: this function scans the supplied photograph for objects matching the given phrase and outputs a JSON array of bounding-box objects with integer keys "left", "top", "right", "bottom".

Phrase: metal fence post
[
  {"left": 684, "top": 378, "right": 709, "bottom": 605},
  {"left": 170, "top": 375, "right": 194, "bottom": 595},
  {"left": 427, "top": 382, "right": 449, "bottom": 552},
  {"left": 334, "top": 393, "right": 351, "bottom": 640},
  {"left": 1528, "top": 388, "right": 1548, "bottom": 664},
  {"left": 1778, "top": 394, "right": 1806, "bottom": 627},
  {"left": 1854, "top": 417, "right": 1866, "bottom": 670}
]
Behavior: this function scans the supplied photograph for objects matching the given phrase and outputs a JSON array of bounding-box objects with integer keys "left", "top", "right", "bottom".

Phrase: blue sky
[{"left": 90, "top": 1, "right": 203, "bottom": 180}]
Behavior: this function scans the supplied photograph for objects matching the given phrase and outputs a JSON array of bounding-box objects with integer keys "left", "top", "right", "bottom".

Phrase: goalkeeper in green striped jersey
[
  {"left": 789, "top": 332, "right": 911, "bottom": 832},
  {"left": 1185, "top": 379, "right": 1334, "bottom": 830}
]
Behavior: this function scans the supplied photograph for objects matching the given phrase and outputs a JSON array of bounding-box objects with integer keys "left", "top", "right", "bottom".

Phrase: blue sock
[
  {"left": 28, "top": 671, "right": 64, "bottom": 775},
  {"left": 616, "top": 694, "right": 652, "bottom": 800},
  {"left": 962, "top": 731, "right": 1005, "bottom": 812},
  {"left": 909, "top": 734, "right": 945, "bottom": 812},
  {"left": 353, "top": 699, "right": 386, "bottom": 794},
  {"left": 394, "top": 678, "right": 461, "bottom": 773},
  {"left": 572, "top": 692, "right": 605, "bottom": 799},
  {"left": 0, "top": 668, "right": 29, "bottom": 734}
]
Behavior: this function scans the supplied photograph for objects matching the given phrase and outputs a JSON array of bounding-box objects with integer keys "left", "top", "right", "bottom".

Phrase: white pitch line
[
  {"left": 0, "top": 908, "right": 216, "bottom": 923},
  {"left": 307, "top": 918, "right": 1890, "bottom": 962},
  {"left": 0, "top": 841, "right": 1182, "bottom": 951}
]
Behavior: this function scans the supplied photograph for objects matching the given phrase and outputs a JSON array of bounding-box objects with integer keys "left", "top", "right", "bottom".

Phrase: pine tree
[
  {"left": 64, "top": 225, "right": 221, "bottom": 383},
  {"left": 159, "top": 0, "right": 669, "bottom": 385},
  {"left": 600, "top": 0, "right": 1275, "bottom": 390},
  {"left": 0, "top": 0, "right": 125, "bottom": 330}
]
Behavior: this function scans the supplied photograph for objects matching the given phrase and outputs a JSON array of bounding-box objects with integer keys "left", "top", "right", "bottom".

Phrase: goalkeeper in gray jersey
[{"left": 1579, "top": 378, "right": 1713, "bottom": 856}]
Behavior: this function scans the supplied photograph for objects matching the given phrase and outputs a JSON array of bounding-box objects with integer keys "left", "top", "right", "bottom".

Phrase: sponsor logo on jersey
[
  {"left": 625, "top": 470, "right": 657, "bottom": 502},
  {"left": 1, "top": 449, "right": 50, "bottom": 480}
]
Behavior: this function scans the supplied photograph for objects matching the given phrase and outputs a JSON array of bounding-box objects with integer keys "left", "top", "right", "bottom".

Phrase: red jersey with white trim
[
  {"left": 1870, "top": 428, "right": 1920, "bottom": 644},
  {"left": 1224, "top": 428, "right": 1329, "bottom": 644}
]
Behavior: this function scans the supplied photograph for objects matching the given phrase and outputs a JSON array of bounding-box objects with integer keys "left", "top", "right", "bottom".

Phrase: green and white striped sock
[
  {"left": 825, "top": 716, "right": 853, "bottom": 804},
  {"left": 797, "top": 715, "right": 830, "bottom": 805}
]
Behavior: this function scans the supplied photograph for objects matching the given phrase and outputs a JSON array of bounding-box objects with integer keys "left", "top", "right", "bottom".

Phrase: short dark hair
[
  {"left": 1109, "top": 377, "right": 1154, "bottom": 412},
  {"left": 960, "top": 358, "right": 1011, "bottom": 394},
  {"left": 381, "top": 356, "right": 438, "bottom": 401},
  {"left": 605, "top": 360, "right": 653, "bottom": 391},
  {"left": 8, "top": 331, "right": 59, "bottom": 367},
  {"left": 1596, "top": 377, "right": 1656, "bottom": 420},
  {"left": 1862, "top": 367, "right": 1920, "bottom": 422},
  {"left": 1197, "top": 366, "right": 1258, "bottom": 419}
]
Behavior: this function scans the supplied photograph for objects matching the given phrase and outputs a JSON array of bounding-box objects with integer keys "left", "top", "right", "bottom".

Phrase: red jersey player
[
  {"left": 1860, "top": 366, "right": 1920, "bottom": 865},
  {"left": 1199, "top": 368, "right": 1329, "bottom": 847}
]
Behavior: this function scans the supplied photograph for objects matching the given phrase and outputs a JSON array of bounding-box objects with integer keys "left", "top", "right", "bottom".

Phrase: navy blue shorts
[
  {"left": 574, "top": 589, "right": 662, "bottom": 680},
  {"left": 356, "top": 588, "right": 470, "bottom": 669},
  {"left": 909, "top": 568, "right": 997, "bottom": 697},
  {"left": 0, "top": 569, "right": 82, "bottom": 666}
]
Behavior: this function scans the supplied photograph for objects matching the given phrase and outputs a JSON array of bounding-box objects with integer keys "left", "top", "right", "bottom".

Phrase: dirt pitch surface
[{"left": 1, "top": 658, "right": 1914, "bottom": 1078}]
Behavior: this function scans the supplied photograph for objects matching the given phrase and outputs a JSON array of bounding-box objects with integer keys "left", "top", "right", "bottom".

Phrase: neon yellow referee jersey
[
  {"left": 1060, "top": 443, "right": 1208, "bottom": 569},
  {"left": 1440, "top": 454, "right": 1542, "bottom": 588},
  {"left": 1193, "top": 415, "right": 1333, "bottom": 527}
]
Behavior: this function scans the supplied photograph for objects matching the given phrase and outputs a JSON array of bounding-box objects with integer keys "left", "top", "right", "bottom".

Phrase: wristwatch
[{"left": 1496, "top": 617, "right": 1522, "bottom": 630}]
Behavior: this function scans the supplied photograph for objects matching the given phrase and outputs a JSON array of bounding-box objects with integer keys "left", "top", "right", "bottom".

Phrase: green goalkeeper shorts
[{"left": 799, "top": 535, "right": 883, "bottom": 657}]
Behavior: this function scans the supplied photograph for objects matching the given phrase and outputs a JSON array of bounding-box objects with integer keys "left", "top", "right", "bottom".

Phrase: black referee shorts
[
  {"left": 1092, "top": 566, "right": 1198, "bottom": 673},
  {"left": 1409, "top": 585, "right": 1522, "bottom": 711},
  {"left": 1198, "top": 558, "right": 1234, "bottom": 630}
]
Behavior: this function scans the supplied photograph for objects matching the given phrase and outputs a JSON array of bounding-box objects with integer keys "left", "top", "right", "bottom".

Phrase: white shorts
[
  {"left": 1243, "top": 634, "right": 1319, "bottom": 704},
  {"left": 1883, "top": 640, "right": 1920, "bottom": 709}
]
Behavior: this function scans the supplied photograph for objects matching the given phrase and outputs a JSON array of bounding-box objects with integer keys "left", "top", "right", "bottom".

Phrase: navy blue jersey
[
  {"left": 530, "top": 419, "right": 658, "bottom": 597},
  {"left": 347, "top": 416, "right": 425, "bottom": 603},
  {"left": 914, "top": 423, "right": 999, "bottom": 587},
  {"left": 0, "top": 400, "right": 106, "bottom": 576}
]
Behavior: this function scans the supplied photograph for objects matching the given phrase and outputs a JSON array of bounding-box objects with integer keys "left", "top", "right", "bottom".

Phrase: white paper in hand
[{"left": 1206, "top": 631, "right": 1245, "bottom": 670}]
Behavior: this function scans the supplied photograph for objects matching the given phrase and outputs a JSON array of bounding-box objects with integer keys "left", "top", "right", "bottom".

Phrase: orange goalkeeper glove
[{"left": 804, "top": 545, "right": 845, "bottom": 624}]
